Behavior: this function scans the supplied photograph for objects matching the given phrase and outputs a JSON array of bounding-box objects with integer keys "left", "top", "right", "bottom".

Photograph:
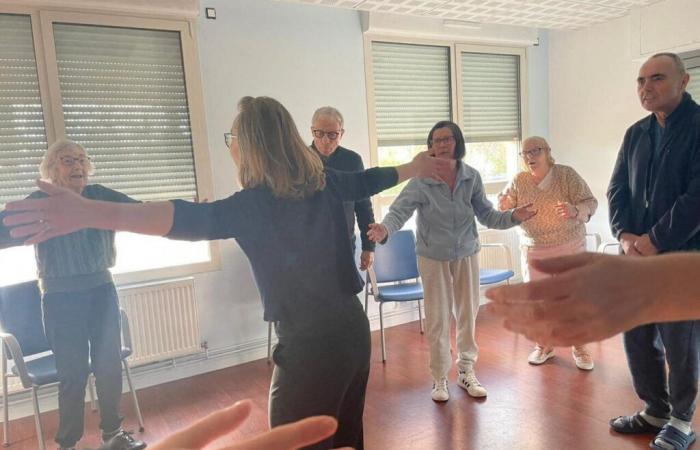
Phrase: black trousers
[
  {"left": 269, "top": 299, "right": 371, "bottom": 450},
  {"left": 623, "top": 320, "right": 700, "bottom": 422},
  {"left": 42, "top": 283, "right": 123, "bottom": 448}
]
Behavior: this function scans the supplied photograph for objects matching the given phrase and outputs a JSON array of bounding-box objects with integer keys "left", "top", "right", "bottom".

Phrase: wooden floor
[{"left": 6, "top": 308, "right": 699, "bottom": 450}]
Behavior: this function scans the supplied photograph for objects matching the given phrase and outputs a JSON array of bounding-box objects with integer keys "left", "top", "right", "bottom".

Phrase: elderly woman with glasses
[
  {"left": 498, "top": 135, "right": 598, "bottom": 370},
  {"left": 0, "top": 139, "right": 146, "bottom": 450},
  {"left": 368, "top": 120, "right": 535, "bottom": 403},
  {"left": 3, "top": 97, "right": 452, "bottom": 450}
]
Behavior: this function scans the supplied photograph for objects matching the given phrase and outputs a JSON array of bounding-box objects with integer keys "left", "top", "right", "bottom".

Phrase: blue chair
[
  {"left": 478, "top": 243, "right": 515, "bottom": 286},
  {"left": 365, "top": 229, "right": 424, "bottom": 362},
  {"left": 0, "top": 280, "right": 144, "bottom": 450}
]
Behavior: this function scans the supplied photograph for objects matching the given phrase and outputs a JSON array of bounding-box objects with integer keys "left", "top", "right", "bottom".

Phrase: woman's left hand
[
  {"left": 555, "top": 201, "right": 577, "bottom": 219},
  {"left": 512, "top": 203, "right": 536, "bottom": 223}
]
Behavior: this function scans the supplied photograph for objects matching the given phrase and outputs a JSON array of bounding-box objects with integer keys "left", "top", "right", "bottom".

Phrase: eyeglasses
[
  {"left": 519, "top": 147, "right": 544, "bottom": 158},
  {"left": 59, "top": 156, "right": 91, "bottom": 167},
  {"left": 312, "top": 129, "right": 342, "bottom": 140},
  {"left": 224, "top": 132, "right": 237, "bottom": 148},
  {"left": 429, "top": 136, "right": 455, "bottom": 146}
]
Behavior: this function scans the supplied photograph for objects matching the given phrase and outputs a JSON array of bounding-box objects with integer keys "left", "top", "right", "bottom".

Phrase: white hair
[
  {"left": 311, "top": 106, "right": 344, "bottom": 129},
  {"left": 39, "top": 139, "right": 94, "bottom": 180}
]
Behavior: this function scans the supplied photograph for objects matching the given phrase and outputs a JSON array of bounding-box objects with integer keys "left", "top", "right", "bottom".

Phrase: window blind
[
  {"left": 53, "top": 23, "right": 197, "bottom": 201},
  {"left": 371, "top": 42, "right": 451, "bottom": 146},
  {"left": 0, "top": 14, "right": 47, "bottom": 205},
  {"left": 686, "top": 64, "right": 700, "bottom": 102},
  {"left": 460, "top": 52, "right": 521, "bottom": 143}
]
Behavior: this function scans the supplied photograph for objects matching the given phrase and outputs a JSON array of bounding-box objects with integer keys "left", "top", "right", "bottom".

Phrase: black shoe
[{"left": 100, "top": 430, "right": 147, "bottom": 450}]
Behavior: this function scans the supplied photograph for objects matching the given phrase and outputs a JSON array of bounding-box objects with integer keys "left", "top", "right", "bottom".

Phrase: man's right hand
[{"left": 619, "top": 232, "right": 642, "bottom": 256}]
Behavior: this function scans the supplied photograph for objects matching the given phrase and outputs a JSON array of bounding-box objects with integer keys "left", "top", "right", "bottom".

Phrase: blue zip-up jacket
[{"left": 381, "top": 161, "right": 518, "bottom": 261}]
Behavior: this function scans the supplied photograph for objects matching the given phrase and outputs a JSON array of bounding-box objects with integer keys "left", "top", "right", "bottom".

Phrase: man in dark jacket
[
  {"left": 607, "top": 52, "right": 700, "bottom": 450},
  {"left": 310, "top": 106, "right": 375, "bottom": 270}
]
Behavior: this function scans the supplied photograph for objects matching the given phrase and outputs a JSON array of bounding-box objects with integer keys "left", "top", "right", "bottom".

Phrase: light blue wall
[
  {"left": 527, "top": 29, "right": 549, "bottom": 138},
  {"left": 192, "top": 0, "right": 373, "bottom": 362}
]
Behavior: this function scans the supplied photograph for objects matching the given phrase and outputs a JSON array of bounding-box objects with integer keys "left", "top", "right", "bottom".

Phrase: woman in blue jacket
[{"left": 369, "top": 121, "right": 534, "bottom": 402}]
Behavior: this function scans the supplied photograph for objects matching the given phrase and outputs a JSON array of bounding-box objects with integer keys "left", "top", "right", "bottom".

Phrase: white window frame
[
  {"left": 0, "top": 5, "right": 220, "bottom": 285},
  {"left": 363, "top": 33, "right": 529, "bottom": 215}
]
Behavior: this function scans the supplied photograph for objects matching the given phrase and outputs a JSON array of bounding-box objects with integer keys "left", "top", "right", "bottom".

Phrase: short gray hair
[
  {"left": 650, "top": 52, "right": 687, "bottom": 75},
  {"left": 311, "top": 106, "right": 344, "bottom": 129},
  {"left": 39, "top": 139, "right": 94, "bottom": 180}
]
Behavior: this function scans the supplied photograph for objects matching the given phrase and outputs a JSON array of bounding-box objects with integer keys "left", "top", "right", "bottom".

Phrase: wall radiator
[
  {"left": 479, "top": 228, "right": 522, "bottom": 280},
  {"left": 1, "top": 278, "right": 202, "bottom": 398},
  {"left": 118, "top": 277, "right": 202, "bottom": 367}
]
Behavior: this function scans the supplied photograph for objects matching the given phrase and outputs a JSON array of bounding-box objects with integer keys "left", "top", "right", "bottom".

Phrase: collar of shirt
[{"left": 422, "top": 160, "right": 475, "bottom": 187}]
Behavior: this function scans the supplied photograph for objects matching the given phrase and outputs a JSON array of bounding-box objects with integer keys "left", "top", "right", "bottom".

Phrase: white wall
[
  {"left": 527, "top": 29, "right": 549, "bottom": 138},
  {"left": 548, "top": 0, "right": 700, "bottom": 241}
]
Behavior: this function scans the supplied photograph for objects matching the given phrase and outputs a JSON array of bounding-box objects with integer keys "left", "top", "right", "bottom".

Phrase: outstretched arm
[
  {"left": 485, "top": 252, "right": 700, "bottom": 346},
  {"left": 330, "top": 151, "right": 455, "bottom": 202},
  {"left": 4, "top": 180, "right": 173, "bottom": 244}
]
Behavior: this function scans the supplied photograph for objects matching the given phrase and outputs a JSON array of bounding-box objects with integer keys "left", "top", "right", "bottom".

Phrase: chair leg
[
  {"left": 122, "top": 361, "right": 145, "bottom": 432},
  {"left": 2, "top": 354, "right": 9, "bottom": 447},
  {"left": 379, "top": 303, "right": 386, "bottom": 363},
  {"left": 364, "top": 285, "right": 369, "bottom": 313},
  {"left": 418, "top": 300, "right": 424, "bottom": 334},
  {"left": 31, "top": 387, "right": 45, "bottom": 450},
  {"left": 88, "top": 374, "right": 97, "bottom": 412},
  {"left": 267, "top": 322, "right": 273, "bottom": 364}
]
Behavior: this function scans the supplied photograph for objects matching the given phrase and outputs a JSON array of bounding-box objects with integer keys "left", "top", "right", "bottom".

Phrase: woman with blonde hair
[
  {"left": 4, "top": 96, "right": 451, "bottom": 450},
  {"left": 498, "top": 136, "right": 598, "bottom": 370}
]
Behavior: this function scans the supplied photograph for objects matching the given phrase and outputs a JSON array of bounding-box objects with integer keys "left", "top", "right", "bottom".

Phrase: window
[
  {"left": 0, "top": 14, "right": 47, "bottom": 205},
  {"left": 365, "top": 38, "right": 525, "bottom": 217},
  {"left": 0, "top": 10, "right": 215, "bottom": 286},
  {"left": 371, "top": 42, "right": 450, "bottom": 203},
  {"left": 683, "top": 51, "right": 700, "bottom": 101}
]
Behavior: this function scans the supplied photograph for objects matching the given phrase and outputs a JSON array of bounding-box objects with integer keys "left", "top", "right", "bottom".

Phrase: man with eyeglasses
[
  {"left": 607, "top": 52, "right": 700, "bottom": 450},
  {"left": 310, "top": 106, "right": 375, "bottom": 271}
]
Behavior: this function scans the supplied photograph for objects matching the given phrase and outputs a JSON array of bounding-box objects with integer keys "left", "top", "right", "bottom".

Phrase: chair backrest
[
  {"left": 373, "top": 229, "right": 419, "bottom": 283},
  {"left": 0, "top": 280, "right": 51, "bottom": 358}
]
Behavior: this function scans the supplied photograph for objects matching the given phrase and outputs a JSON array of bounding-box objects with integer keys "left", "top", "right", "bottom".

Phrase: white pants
[{"left": 418, "top": 254, "right": 480, "bottom": 380}]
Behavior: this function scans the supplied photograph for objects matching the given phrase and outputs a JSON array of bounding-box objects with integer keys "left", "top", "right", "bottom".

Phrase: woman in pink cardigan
[{"left": 498, "top": 136, "right": 598, "bottom": 370}]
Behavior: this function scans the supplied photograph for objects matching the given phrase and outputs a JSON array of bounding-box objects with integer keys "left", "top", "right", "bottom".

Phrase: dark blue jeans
[
  {"left": 623, "top": 320, "right": 700, "bottom": 422},
  {"left": 42, "top": 283, "right": 123, "bottom": 448}
]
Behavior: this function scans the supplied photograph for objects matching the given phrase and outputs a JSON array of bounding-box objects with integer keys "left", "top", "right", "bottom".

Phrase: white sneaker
[
  {"left": 457, "top": 370, "right": 487, "bottom": 397},
  {"left": 431, "top": 377, "right": 449, "bottom": 402},
  {"left": 528, "top": 345, "right": 555, "bottom": 365},
  {"left": 572, "top": 346, "right": 594, "bottom": 370}
]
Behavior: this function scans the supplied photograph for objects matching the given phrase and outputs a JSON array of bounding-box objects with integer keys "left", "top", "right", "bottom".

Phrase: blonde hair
[
  {"left": 235, "top": 96, "right": 326, "bottom": 199},
  {"left": 522, "top": 135, "right": 555, "bottom": 167},
  {"left": 39, "top": 139, "right": 94, "bottom": 181}
]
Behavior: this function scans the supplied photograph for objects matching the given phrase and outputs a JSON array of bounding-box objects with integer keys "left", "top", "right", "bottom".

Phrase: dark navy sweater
[{"left": 167, "top": 168, "right": 397, "bottom": 326}]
